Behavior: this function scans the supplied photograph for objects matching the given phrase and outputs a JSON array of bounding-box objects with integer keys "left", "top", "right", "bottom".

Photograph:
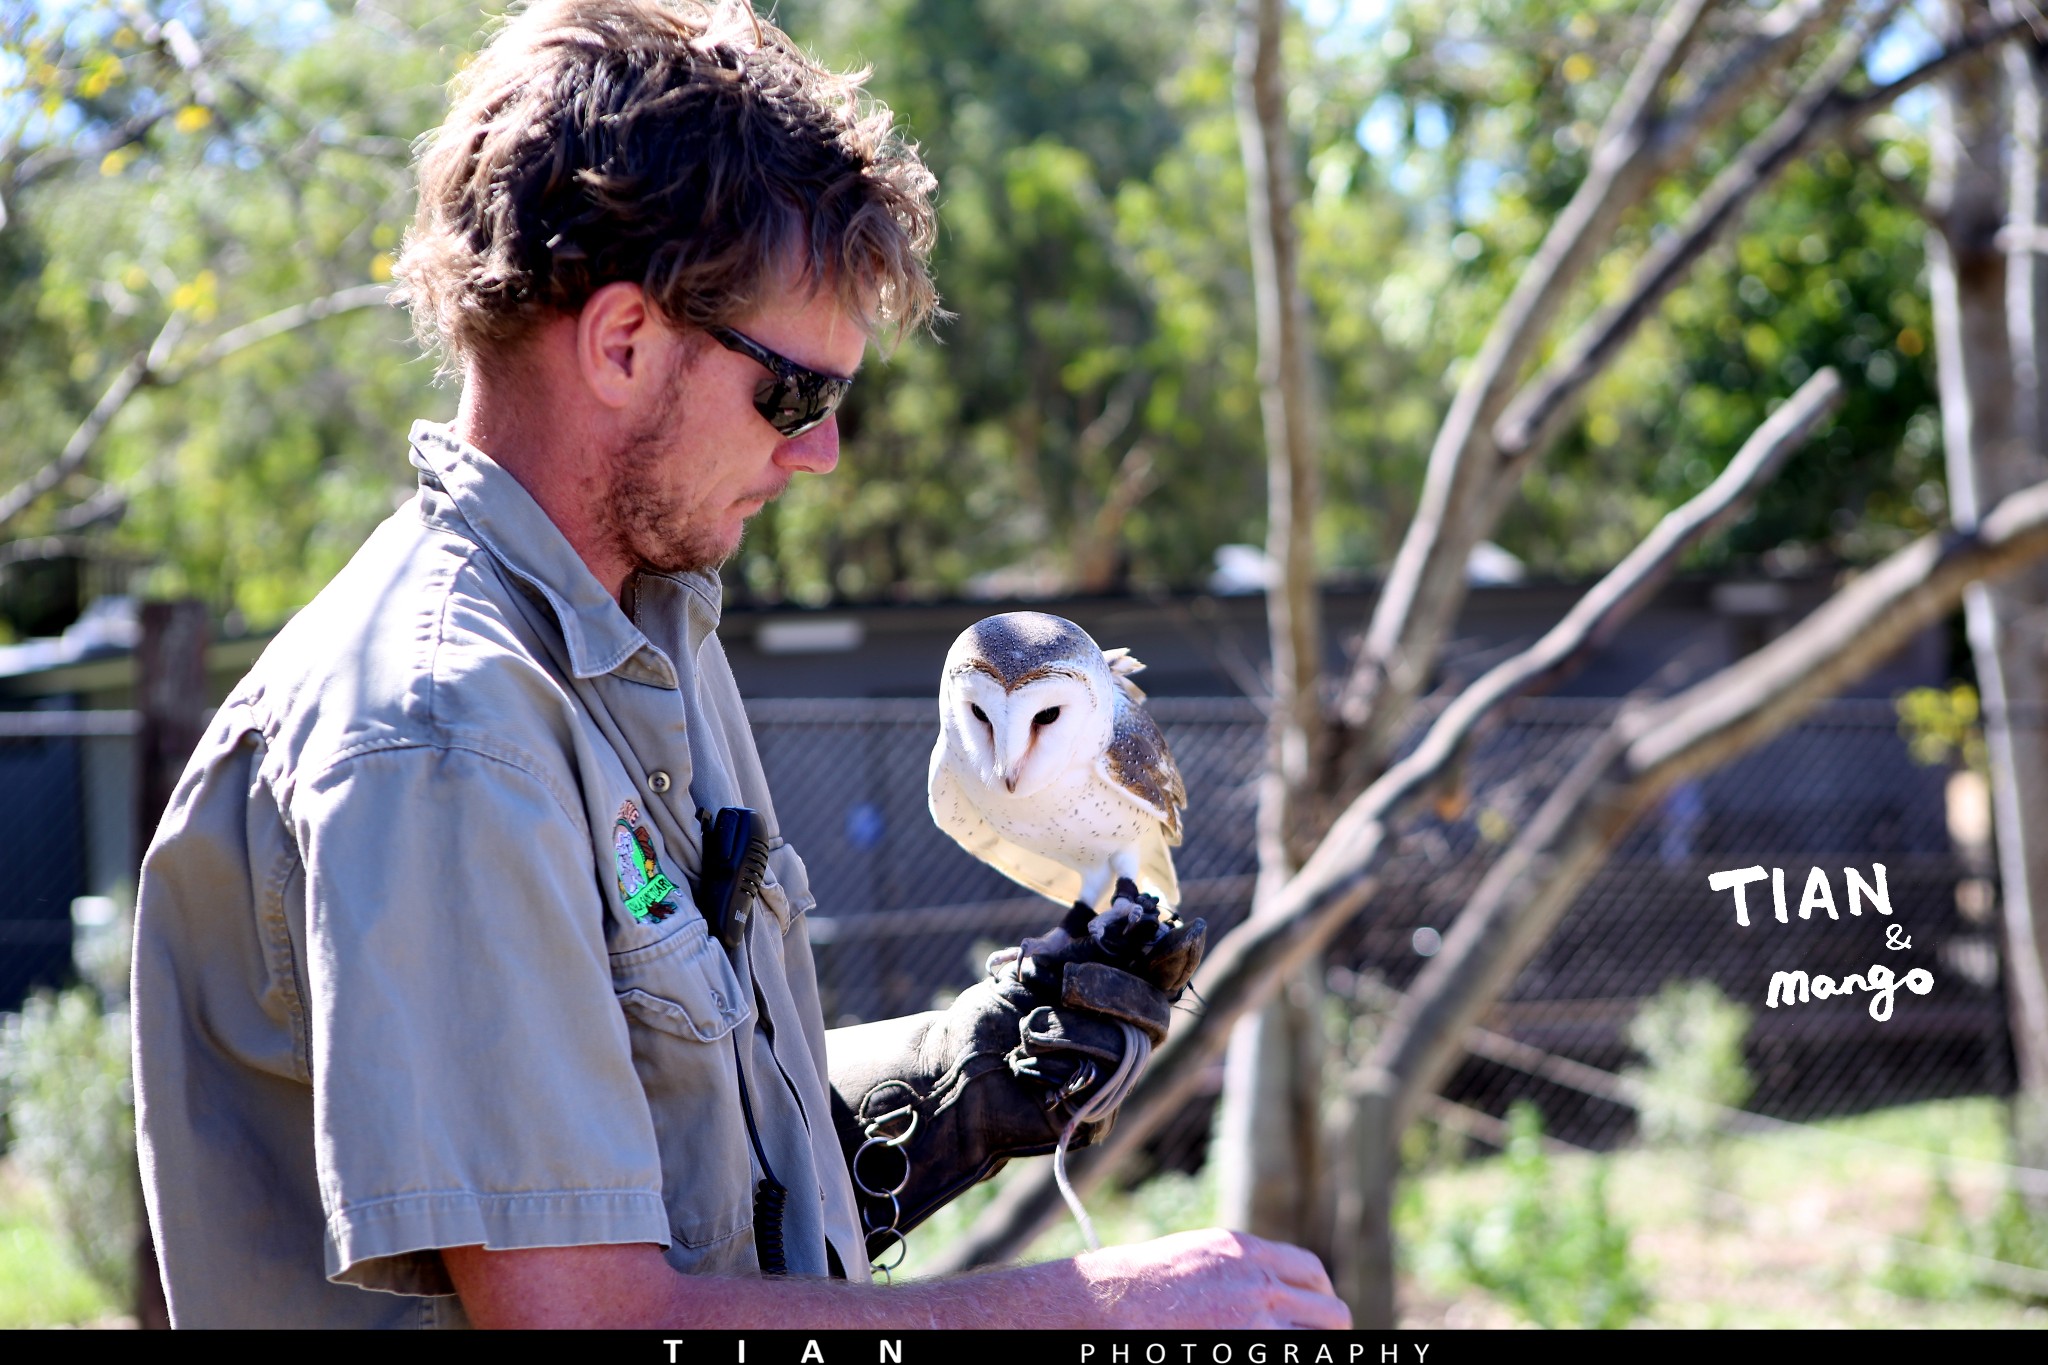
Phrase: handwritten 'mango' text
[{"left": 1765, "top": 963, "right": 1933, "bottom": 1021}]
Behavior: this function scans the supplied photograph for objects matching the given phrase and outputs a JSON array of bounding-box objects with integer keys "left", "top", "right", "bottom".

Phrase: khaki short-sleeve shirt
[{"left": 132, "top": 422, "right": 866, "bottom": 1328}]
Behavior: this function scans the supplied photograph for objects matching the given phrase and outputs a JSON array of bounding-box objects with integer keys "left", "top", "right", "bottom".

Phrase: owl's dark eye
[
  {"left": 1033, "top": 707, "right": 1061, "bottom": 726},
  {"left": 970, "top": 703, "right": 989, "bottom": 725}
]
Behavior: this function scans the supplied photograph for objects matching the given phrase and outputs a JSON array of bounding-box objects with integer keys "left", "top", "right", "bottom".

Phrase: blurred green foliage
[
  {"left": 1419, "top": 1100, "right": 1650, "bottom": 1328},
  {"left": 0, "top": 1177, "right": 120, "bottom": 1327},
  {"left": 0, "top": 0, "right": 1949, "bottom": 630},
  {"left": 1, "top": 0, "right": 453, "bottom": 626},
  {"left": 1625, "top": 977, "right": 1754, "bottom": 1227},
  {"left": 1625, "top": 977, "right": 1754, "bottom": 1147},
  {"left": 1880, "top": 1165, "right": 2048, "bottom": 1304},
  {"left": 1896, "top": 681, "right": 1989, "bottom": 774},
  {"left": 0, "top": 987, "right": 135, "bottom": 1304}
]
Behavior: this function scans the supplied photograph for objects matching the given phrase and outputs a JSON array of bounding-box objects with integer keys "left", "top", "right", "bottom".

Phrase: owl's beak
[{"left": 994, "top": 765, "right": 1019, "bottom": 794}]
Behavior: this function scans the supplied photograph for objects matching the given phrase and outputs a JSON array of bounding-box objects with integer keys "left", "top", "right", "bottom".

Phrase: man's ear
[{"left": 574, "top": 281, "right": 672, "bottom": 410}]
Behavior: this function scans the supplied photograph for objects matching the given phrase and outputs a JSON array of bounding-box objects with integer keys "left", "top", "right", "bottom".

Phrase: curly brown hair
[{"left": 393, "top": 0, "right": 939, "bottom": 371}]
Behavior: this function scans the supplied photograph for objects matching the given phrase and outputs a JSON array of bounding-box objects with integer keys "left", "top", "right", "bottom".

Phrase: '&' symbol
[{"left": 1885, "top": 923, "right": 1912, "bottom": 951}]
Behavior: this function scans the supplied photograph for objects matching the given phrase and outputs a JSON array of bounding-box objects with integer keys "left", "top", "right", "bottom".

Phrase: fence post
[
  {"left": 131, "top": 598, "right": 208, "bottom": 1330},
  {"left": 135, "top": 599, "right": 209, "bottom": 846}
]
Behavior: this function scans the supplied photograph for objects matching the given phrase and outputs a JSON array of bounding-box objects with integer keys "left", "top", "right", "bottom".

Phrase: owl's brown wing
[
  {"left": 1100, "top": 695, "right": 1186, "bottom": 905},
  {"left": 1102, "top": 697, "right": 1185, "bottom": 840}
]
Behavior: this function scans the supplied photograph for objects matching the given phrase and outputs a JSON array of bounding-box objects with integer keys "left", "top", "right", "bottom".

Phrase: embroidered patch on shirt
[{"left": 614, "top": 798, "right": 680, "bottom": 923}]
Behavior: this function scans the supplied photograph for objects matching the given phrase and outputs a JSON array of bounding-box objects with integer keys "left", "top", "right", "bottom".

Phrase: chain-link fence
[
  {"left": 0, "top": 695, "right": 2013, "bottom": 1168},
  {"left": 1327, "top": 698, "right": 2008, "bottom": 1149},
  {"left": 0, "top": 710, "right": 135, "bottom": 1015},
  {"left": 754, "top": 695, "right": 2012, "bottom": 1168}
]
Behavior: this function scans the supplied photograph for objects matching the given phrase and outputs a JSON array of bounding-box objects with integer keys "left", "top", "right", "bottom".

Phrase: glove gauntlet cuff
[{"left": 827, "top": 884, "right": 1205, "bottom": 1269}]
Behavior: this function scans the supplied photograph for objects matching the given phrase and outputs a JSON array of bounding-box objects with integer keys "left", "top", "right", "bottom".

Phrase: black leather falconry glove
[{"left": 826, "top": 881, "right": 1204, "bottom": 1267}]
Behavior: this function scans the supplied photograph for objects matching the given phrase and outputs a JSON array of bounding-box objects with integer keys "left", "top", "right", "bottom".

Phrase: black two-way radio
[{"left": 695, "top": 806, "right": 771, "bottom": 951}]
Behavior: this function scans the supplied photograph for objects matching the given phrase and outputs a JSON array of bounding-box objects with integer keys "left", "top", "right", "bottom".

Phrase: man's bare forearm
[
  {"left": 444, "top": 1229, "right": 1349, "bottom": 1330},
  {"left": 654, "top": 1258, "right": 1103, "bottom": 1330},
  {"left": 442, "top": 1241, "right": 1100, "bottom": 1330}
]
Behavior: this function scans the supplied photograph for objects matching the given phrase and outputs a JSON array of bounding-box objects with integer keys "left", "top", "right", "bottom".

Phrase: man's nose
[{"left": 775, "top": 417, "right": 839, "bottom": 475}]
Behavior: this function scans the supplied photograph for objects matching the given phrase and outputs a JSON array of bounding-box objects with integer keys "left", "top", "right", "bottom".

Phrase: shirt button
[{"left": 648, "top": 770, "right": 672, "bottom": 794}]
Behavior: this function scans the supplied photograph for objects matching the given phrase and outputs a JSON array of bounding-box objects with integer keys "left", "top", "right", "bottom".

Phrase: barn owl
[{"left": 928, "top": 611, "right": 1186, "bottom": 911}]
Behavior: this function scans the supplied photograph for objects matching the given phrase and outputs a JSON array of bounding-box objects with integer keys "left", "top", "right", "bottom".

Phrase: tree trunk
[
  {"left": 1214, "top": 0, "right": 1331, "bottom": 1254},
  {"left": 1929, "top": 12, "right": 2048, "bottom": 1182}
]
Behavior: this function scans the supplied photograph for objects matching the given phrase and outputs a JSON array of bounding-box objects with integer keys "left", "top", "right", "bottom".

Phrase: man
[{"left": 131, "top": 0, "right": 1348, "bottom": 1330}]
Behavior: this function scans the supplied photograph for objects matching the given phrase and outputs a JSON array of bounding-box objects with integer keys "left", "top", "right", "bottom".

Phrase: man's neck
[{"left": 452, "top": 362, "right": 635, "bottom": 602}]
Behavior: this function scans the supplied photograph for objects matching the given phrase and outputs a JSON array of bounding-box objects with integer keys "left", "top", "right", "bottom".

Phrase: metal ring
[
  {"left": 862, "top": 1103, "right": 918, "bottom": 1147},
  {"left": 867, "top": 1224, "right": 908, "bottom": 1274},
  {"left": 858, "top": 1190, "right": 902, "bottom": 1234},
  {"left": 852, "top": 1136, "right": 912, "bottom": 1200}
]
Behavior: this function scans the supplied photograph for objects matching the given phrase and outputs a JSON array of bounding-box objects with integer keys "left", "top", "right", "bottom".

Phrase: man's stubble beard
[{"left": 598, "top": 357, "right": 742, "bottom": 577}]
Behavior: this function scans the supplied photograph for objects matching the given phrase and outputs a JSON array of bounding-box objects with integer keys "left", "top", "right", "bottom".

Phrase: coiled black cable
[
  {"left": 731, "top": 1032, "right": 789, "bottom": 1276},
  {"left": 752, "top": 1177, "right": 790, "bottom": 1277}
]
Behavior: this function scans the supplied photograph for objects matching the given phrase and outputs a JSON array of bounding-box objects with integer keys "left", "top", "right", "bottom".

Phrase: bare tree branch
[
  {"left": 5, "top": 9, "right": 245, "bottom": 208},
  {"left": 1071, "top": 439, "right": 1158, "bottom": 594},
  {"left": 1998, "top": 222, "right": 2048, "bottom": 254},
  {"left": 0, "top": 284, "right": 390, "bottom": 537},
  {"left": 1333, "top": 8, "right": 2027, "bottom": 803},
  {"left": 0, "top": 314, "right": 181, "bottom": 535},
  {"left": 1655, "top": 0, "right": 1856, "bottom": 167},
  {"left": 924, "top": 371, "right": 1844, "bottom": 1273},
  {"left": 1493, "top": 3, "right": 1891, "bottom": 456},
  {"left": 1325, "top": 475, "right": 2048, "bottom": 1319},
  {"left": 1495, "top": 11, "right": 2030, "bottom": 459},
  {"left": 52, "top": 482, "right": 129, "bottom": 534},
  {"left": 1381, "top": 369, "right": 1842, "bottom": 803},
  {"left": 1238, "top": 0, "right": 1327, "bottom": 879},
  {"left": 1073, "top": 372, "right": 1148, "bottom": 465},
  {"left": 3, "top": 4, "right": 411, "bottom": 237},
  {"left": 165, "top": 282, "right": 390, "bottom": 380},
  {"left": 1334, "top": 0, "right": 1745, "bottom": 773},
  {"left": 4, "top": 110, "right": 167, "bottom": 212},
  {"left": 1626, "top": 477, "right": 2048, "bottom": 774},
  {"left": 1217, "top": 0, "right": 1334, "bottom": 1249}
]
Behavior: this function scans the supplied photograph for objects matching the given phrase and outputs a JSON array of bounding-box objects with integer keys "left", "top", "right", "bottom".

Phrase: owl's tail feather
[{"left": 1051, "top": 1020, "right": 1152, "bottom": 1252}]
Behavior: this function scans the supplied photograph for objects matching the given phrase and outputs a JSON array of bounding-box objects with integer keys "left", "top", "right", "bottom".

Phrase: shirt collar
[
  {"left": 628, "top": 569, "right": 726, "bottom": 663},
  {"left": 408, "top": 420, "right": 720, "bottom": 687}
]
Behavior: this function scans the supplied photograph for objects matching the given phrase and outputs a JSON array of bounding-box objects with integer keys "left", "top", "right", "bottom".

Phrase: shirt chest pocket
[
  {"left": 752, "top": 840, "right": 814, "bottom": 932},
  {"left": 613, "top": 917, "right": 750, "bottom": 1042},
  {"left": 609, "top": 914, "right": 756, "bottom": 1260}
]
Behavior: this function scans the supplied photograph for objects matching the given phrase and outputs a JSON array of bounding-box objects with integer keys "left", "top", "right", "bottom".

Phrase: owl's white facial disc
[
  {"left": 997, "top": 674, "right": 1104, "bottom": 798},
  {"left": 945, "top": 669, "right": 1107, "bottom": 799},
  {"left": 943, "top": 671, "right": 1008, "bottom": 784}
]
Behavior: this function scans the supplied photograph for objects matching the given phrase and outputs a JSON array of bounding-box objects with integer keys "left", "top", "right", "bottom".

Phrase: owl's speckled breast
[{"left": 974, "top": 761, "right": 1156, "bottom": 864}]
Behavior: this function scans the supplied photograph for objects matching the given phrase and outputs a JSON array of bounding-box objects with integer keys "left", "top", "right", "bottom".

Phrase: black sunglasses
[{"left": 706, "top": 325, "right": 854, "bottom": 438}]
